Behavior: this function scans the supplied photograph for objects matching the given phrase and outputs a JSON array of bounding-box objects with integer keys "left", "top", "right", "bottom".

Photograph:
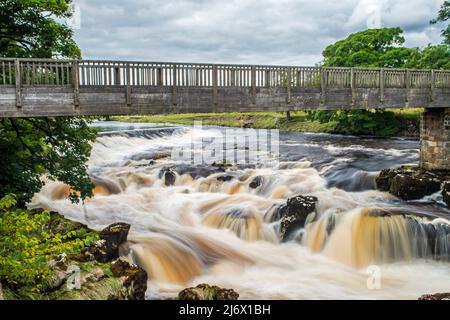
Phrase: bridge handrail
[{"left": 0, "top": 58, "right": 449, "bottom": 89}]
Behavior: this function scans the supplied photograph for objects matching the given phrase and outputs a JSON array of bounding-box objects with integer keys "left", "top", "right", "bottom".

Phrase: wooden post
[
  {"left": 405, "top": 69, "right": 411, "bottom": 104},
  {"left": 265, "top": 69, "right": 270, "bottom": 88},
  {"left": 212, "top": 65, "right": 218, "bottom": 110},
  {"left": 251, "top": 66, "right": 256, "bottom": 104},
  {"left": 172, "top": 64, "right": 177, "bottom": 107},
  {"left": 379, "top": 68, "right": 385, "bottom": 104},
  {"left": 430, "top": 70, "right": 435, "bottom": 103},
  {"left": 157, "top": 67, "right": 163, "bottom": 86},
  {"left": 286, "top": 67, "right": 292, "bottom": 104},
  {"left": 126, "top": 63, "right": 131, "bottom": 106},
  {"left": 72, "top": 61, "right": 80, "bottom": 108},
  {"left": 350, "top": 68, "right": 356, "bottom": 108},
  {"left": 14, "top": 59, "right": 22, "bottom": 108},
  {"left": 320, "top": 67, "right": 327, "bottom": 106},
  {"left": 114, "top": 66, "right": 121, "bottom": 85}
]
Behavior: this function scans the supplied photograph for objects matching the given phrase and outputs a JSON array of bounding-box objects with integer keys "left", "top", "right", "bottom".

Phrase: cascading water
[{"left": 30, "top": 122, "right": 450, "bottom": 299}]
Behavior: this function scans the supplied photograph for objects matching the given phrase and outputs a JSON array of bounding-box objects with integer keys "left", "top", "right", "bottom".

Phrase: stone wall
[{"left": 420, "top": 108, "right": 450, "bottom": 171}]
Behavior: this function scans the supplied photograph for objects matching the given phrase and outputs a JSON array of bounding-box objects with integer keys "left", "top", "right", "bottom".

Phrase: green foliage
[
  {"left": 306, "top": 109, "right": 402, "bottom": 136},
  {"left": 322, "top": 28, "right": 419, "bottom": 68},
  {"left": 0, "top": 1, "right": 98, "bottom": 204},
  {"left": 0, "top": 0, "right": 81, "bottom": 58},
  {"left": 0, "top": 194, "right": 99, "bottom": 291},
  {"left": 316, "top": 27, "right": 449, "bottom": 136},
  {"left": 431, "top": 0, "right": 450, "bottom": 45},
  {"left": 411, "top": 44, "right": 450, "bottom": 69},
  {"left": 0, "top": 117, "right": 97, "bottom": 204}
]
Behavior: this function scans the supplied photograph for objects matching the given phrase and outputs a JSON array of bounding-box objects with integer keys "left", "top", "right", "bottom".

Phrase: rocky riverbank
[{"left": 0, "top": 212, "right": 147, "bottom": 300}]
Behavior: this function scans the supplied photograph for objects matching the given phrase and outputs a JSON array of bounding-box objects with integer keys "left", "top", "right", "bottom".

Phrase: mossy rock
[
  {"left": 377, "top": 166, "right": 444, "bottom": 201},
  {"left": 178, "top": 284, "right": 239, "bottom": 300}
]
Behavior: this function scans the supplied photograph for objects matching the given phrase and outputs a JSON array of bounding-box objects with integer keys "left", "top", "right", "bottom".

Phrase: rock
[
  {"left": 249, "top": 176, "right": 262, "bottom": 189},
  {"left": 390, "top": 174, "right": 439, "bottom": 201},
  {"left": 276, "top": 195, "right": 318, "bottom": 241},
  {"left": 376, "top": 166, "right": 444, "bottom": 201},
  {"left": 110, "top": 258, "right": 147, "bottom": 300},
  {"left": 178, "top": 284, "right": 239, "bottom": 300},
  {"left": 159, "top": 168, "right": 176, "bottom": 186},
  {"left": 443, "top": 182, "right": 450, "bottom": 207},
  {"left": 418, "top": 293, "right": 450, "bottom": 300},
  {"left": 217, "top": 174, "right": 234, "bottom": 182},
  {"left": 91, "top": 223, "right": 131, "bottom": 263},
  {"left": 160, "top": 165, "right": 227, "bottom": 182},
  {"left": 0, "top": 283, "right": 4, "bottom": 300}
]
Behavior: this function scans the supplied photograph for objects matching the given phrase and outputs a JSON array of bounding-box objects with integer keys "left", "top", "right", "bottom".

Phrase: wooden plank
[
  {"left": 72, "top": 61, "right": 80, "bottom": 107},
  {"left": 14, "top": 59, "right": 22, "bottom": 107}
]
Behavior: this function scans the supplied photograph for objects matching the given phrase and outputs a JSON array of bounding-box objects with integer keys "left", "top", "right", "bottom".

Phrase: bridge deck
[{"left": 1, "top": 58, "right": 450, "bottom": 117}]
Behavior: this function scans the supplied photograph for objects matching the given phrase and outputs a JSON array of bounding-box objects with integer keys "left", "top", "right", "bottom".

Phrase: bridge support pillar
[{"left": 420, "top": 108, "right": 450, "bottom": 171}]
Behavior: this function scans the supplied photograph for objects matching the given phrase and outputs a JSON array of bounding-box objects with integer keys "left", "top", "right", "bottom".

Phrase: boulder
[
  {"left": 376, "top": 166, "right": 443, "bottom": 201},
  {"left": 249, "top": 176, "right": 262, "bottom": 189},
  {"left": 178, "top": 284, "right": 239, "bottom": 300},
  {"left": 91, "top": 223, "right": 131, "bottom": 263},
  {"left": 217, "top": 174, "right": 235, "bottom": 182},
  {"left": 110, "top": 258, "right": 147, "bottom": 300},
  {"left": 418, "top": 293, "right": 450, "bottom": 300},
  {"left": 159, "top": 168, "right": 176, "bottom": 186},
  {"left": 276, "top": 195, "right": 318, "bottom": 241}
]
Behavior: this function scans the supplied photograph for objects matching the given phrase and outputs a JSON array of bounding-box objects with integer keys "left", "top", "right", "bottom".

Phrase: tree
[
  {"left": 322, "top": 28, "right": 420, "bottom": 68},
  {"left": 431, "top": 0, "right": 450, "bottom": 45},
  {"left": 0, "top": 0, "right": 81, "bottom": 58},
  {"left": 0, "top": 0, "right": 96, "bottom": 204},
  {"left": 413, "top": 44, "right": 450, "bottom": 70}
]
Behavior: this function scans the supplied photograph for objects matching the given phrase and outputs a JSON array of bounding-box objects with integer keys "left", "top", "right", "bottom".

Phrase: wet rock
[
  {"left": 390, "top": 174, "right": 440, "bottom": 201},
  {"left": 159, "top": 168, "right": 176, "bottom": 186},
  {"left": 249, "top": 176, "right": 263, "bottom": 189},
  {"left": 277, "top": 195, "right": 318, "bottom": 241},
  {"left": 376, "top": 166, "right": 444, "bottom": 201},
  {"left": 178, "top": 284, "right": 239, "bottom": 300},
  {"left": 418, "top": 293, "right": 450, "bottom": 300},
  {"left": 91, "top": 223, "right": 131, "bottom": 263},
  {"left": 161, "top": 165, "right": 226, "bottom": 181},
  {"left": 443, "top": 182, "right": 450, "bottom": 207},
  {"left": 217, "top": 174, "right": 235, "bottom": 182},
  {"left": 110, "top": 258, "right": 147, "bottom": 300}
]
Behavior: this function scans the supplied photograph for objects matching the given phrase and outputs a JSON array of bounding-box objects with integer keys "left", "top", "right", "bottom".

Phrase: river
[{"left": 30, "top": 121, "right": 450, "bottom": 299}]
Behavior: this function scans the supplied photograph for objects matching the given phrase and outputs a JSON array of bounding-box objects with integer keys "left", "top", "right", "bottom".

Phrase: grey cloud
[{"left": 73, "top": 0, "right": 445, "bottom": 65}]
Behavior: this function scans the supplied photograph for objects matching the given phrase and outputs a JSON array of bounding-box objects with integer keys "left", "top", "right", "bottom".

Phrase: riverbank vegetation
[{"left": 113, "top": 108, "right": 422, "bottom": 137}]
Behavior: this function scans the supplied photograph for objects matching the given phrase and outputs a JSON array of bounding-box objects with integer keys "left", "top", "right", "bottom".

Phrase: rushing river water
[{"left": 30, "top": 121, "right": 450, "bottom": 299}]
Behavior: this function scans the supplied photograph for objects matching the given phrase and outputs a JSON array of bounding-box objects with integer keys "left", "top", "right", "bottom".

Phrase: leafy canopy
[
  {"left": 322, "top": 28, "right": 419, "bottom": 68},
  {"left": 0, "top": 117, "right": 97, "bottom": 204},
  {"left": 0, "top": 0, "right": 97, "bottom": 204},
  {"left": 0, "top": 0, "right": 81, "bottom": 58},
  {"left": 431, "top": 0, "right": 450, "bottom": 45}
]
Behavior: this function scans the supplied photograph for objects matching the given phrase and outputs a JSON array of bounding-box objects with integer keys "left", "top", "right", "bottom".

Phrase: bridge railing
[{"left": 1, "top": 58, "right": 450, "bottom": 89}]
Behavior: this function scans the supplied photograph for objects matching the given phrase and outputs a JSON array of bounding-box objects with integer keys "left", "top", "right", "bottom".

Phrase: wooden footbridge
[
  {"left": 0, "top": 58, "right": 449, "bottom": 117},
  {"left": 1, "top": 58, "right": 450, "bottom": 171}
]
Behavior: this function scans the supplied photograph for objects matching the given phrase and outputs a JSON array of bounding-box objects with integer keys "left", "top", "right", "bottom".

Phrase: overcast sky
[{"left": 72, "top": 0, "right": 446, "bottom": 65}]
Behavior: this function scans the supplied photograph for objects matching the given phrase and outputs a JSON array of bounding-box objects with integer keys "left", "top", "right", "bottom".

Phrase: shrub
[
  {"left": 0, "top": 195, "right": 98, "bottom": 291},
  {"left": 306, "top": 109, "right": 402, "bottom": 136}
]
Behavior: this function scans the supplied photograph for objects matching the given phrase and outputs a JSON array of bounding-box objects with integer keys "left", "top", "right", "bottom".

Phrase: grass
[{"left": 111, "top": 108, "right": 423, "bottom": 136}]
